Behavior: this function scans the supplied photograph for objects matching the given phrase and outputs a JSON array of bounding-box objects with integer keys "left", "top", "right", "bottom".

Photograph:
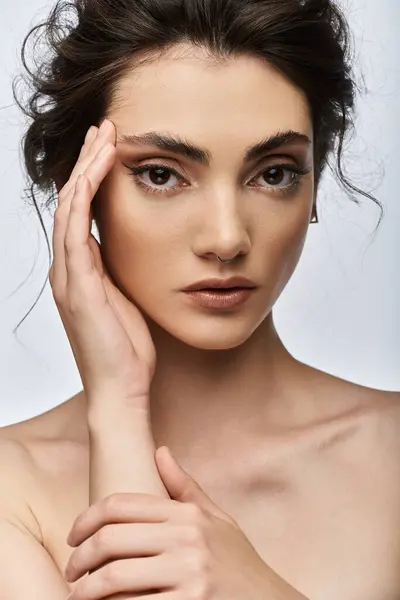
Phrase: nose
[{"left": 192, "top": 185, "right": 251, "bottom": 262}]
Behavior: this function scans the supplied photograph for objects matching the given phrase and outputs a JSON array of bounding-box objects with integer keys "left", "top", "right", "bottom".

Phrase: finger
[
  {"left": 53, "top": 136, "right": 114, "bottom": 289},
  {"left": 66, "top": 522, "right": 178, "bottom": 583},
  {"left": 90, "top": 593, "right": 179, "bottom": 600},
  {"left": 64, "top": 144, "right": 115, "bottom": 279},
  {"left": 50, "top": 182, "right": 77, "bottom": 291},
  {"left": 54, "top": 119, "right": 115, "bottom": 282},
  {"left": 58, "top": 125, "right": 98, "bottom": 204},
  {"left": 69, "top": 592, "right": 177, "bottom": 600},
  {"left": 63, "top": 174, "right": 94, "bottom": 278},
  {"left": 70, "top": 555, "right": 177, "bottom": 600},
  {"left": 87, "top": 234, "right": 105, "bottom": 277},
  {"left": 51, "top": 123, "right": 97, "bottom": 288},
  {"left": 68, "top": 494, "right": 176, "bottom": 547},
  {"left": 59, "top": 119, "right": 115, "bottom": 202},
  {"left": 107, "top": 593, "right": 179, "bottom": 600},
  {"left": 67, "top": 592, "right": 178, "bottom": 600}
]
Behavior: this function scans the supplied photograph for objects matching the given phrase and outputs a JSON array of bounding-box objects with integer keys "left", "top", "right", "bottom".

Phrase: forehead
[{"left": 107, "top": 45, "right": 312, "bottom": 146}]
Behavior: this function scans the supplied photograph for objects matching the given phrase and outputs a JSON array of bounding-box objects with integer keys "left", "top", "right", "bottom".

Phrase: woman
[{"left": 1, "top": 0, "right": 399, "bottom": 598}]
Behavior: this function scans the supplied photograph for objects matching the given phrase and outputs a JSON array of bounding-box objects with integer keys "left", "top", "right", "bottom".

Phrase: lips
[
  {"left": 182, "top": 287, "right": 255, "bottom": 310},
  {"left": 183, "top": 277, "right": 257, "bottom": 292},
  {"left": 201, "top": 287, "right": 244, "bottom": 291}
]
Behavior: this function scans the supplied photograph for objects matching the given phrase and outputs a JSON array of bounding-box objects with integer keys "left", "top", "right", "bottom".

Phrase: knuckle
[
  {"left": 183, "top": 525, "right": 204, "bottom": 547},
  {"left": 185, "top": 503, "right": 204, "bottom": 525},
  {"left": 64, "top": 235, "right": 75, "bottom": 255},
  {"left": 187, "top": 577, "right": 210, "bottom": 600},
  {"left": 104, "top": 493, "right": 122, "bottom": 515},
  {"left": 64, "top": 238, "right": 85, "bottom": 261},
  {"left": 185, "top": 549, "right": 208, "bottom": 577},
  {"left": 95, "top": 524, "right": 115, "bottom": 549},
  {"left": 101, "top": 560, "right": 121, "bottom": 586},
  {"left": 67, "top": 293, "right": 84, "bottom": 316}
]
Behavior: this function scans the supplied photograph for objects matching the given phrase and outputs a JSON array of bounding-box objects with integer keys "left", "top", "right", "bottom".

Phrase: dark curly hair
[{"left": 12, "top": 0, "right": 383, "bottom": 333}]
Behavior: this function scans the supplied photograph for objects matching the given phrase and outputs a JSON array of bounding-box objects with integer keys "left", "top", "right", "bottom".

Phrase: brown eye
[
  {"left": 262, "top": 167, "right": 287, "bottom": 186},
  {"left": 126, "top": 162, "right": 186, "bottom": 196},
  {"left": 249, "top": 163, "right": 310, "bottom": 195},
  {"left": 147, "top": 167, "right": 172, "bottom": 186}
]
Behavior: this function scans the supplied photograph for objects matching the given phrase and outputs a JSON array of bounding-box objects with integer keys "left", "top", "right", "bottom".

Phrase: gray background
[{"left": 0, "top": 0, "right": 398, "bottom": 426}]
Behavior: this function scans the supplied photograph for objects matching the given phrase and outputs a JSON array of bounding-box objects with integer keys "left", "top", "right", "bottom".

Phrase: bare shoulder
[
  {"left": 0, "top": 391, "right": 88, "bottom": 540},
  {"left": 342, "top": 379, "right": 400, "bottom": 429},
  {"left": 0, "top": 390, "right": 88, "bottom": 447},
  {"left": 296, "top": 362, "right": 400, "bottom": 449},
  {"left": 358, "top": 387, "right": 400, "bottom": 443},
  {"left": 0, "top": 431, "right": 42, "bottom": 538},
  {"left": 0, "top": 399, "right": 82, "bottom": 599},
  {"left": 317, "top": 368, "right": 400, "bottom": 456}
]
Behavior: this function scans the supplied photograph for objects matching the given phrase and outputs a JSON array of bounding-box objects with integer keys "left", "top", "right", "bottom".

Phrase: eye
[
  {"left": 249, "top": 164, "right": 311, "bottom": 194},
  {"left": 127, "top": 164, "right": 186, "bottom": 196},
  {"left": 125, "top": 162, "right": 311, "bottom": 198},
  {"left": 139, "top": 166, "right": 177, "bottom": 188},
  {"left": 259, "top": 166, "right": 292, "bottom": 186}
]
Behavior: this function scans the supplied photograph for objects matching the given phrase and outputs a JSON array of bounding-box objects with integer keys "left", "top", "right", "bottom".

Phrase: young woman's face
[{"left": 96, "top": 45, "right": 315, "bottom": 350}]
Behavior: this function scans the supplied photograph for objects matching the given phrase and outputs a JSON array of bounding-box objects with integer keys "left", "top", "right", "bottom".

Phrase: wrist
[{"left": 86, "top": 392, "right": 151, "bottom": 429}]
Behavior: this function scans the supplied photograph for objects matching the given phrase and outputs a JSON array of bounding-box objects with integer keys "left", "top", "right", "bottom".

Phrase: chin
[
  {"left": 133, "top": 292, "right": 271, "bottom": 351},
  {"left": 157, "top": 311, "right": 267, "bottom": 350},
  {"left": 176, "top": 332, "right": 251, "bottom": 351}
]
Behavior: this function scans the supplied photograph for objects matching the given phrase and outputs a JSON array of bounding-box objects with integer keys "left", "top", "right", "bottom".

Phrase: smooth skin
[{"left": 0, "top": 45, "right": 400, "bottom": 600}]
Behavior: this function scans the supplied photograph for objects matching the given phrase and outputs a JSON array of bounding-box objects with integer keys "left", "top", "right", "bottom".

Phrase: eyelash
[{"left": 127, "top": 162, "right": 312, "bottom": 198}]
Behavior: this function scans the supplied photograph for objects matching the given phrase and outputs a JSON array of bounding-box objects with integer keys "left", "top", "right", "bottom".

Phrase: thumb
[{"left": 155, "top": 446, "right": 233, "bottom": 522}]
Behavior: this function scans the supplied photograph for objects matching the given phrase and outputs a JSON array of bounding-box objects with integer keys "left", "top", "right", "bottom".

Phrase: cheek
[
  {"left": 96, "top": 200, "right": 187, "bottom": 299},
  {"left": 256, "top": 208, "right": 310, "bottom": 296},
  {"left": 102, "top": 219, "right": 171, "bottom": 271}
]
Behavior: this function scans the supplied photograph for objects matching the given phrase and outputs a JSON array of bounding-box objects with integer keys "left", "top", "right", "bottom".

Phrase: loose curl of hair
[{"left": 12, "top": 0, "right": 383, "bottom": 333}]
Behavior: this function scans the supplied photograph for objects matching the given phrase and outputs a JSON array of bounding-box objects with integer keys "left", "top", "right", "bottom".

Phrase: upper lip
[{"left": 183, "top": 276, "right": 257, "bottom": 291}]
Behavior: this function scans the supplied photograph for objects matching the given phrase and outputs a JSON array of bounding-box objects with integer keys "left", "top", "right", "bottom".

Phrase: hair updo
[{"left": 12, "top": 0, "right": 383, "bottom": 331}]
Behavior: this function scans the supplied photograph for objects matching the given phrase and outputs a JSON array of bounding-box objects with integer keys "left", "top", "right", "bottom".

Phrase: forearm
[{"left": 87, "top": 399, "right": 169, "bottom": 503}]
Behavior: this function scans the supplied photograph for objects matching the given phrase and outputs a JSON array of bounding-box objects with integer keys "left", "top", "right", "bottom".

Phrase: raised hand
[
  {"left": 52, "top": 118, "right": 168, "bottom": 506},
  {"left": 50, "top": 119, "right": 156, "bottom": 415}
]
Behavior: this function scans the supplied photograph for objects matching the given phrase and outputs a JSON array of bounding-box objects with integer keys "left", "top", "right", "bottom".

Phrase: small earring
[{"left": 310, "top": 206, "right": 318, "bottom": 224}]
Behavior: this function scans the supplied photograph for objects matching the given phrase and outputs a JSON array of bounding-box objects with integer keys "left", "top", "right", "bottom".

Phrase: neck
[{"left": 145, "top": 312, "right": 311, "bottom": 466}]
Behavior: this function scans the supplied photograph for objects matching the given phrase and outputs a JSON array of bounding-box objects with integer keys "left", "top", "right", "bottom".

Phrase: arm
[
  {"left": 87, "top": 401, "right": 169, "bottom": 503},
  {"left": 0, "top": 518, "right": 69, "bottom": 599}
]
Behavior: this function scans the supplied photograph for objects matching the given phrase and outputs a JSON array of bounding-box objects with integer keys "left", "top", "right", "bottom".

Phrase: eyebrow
[{"left": 117, "top": 129, "right": 312, "bottom": 166}]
